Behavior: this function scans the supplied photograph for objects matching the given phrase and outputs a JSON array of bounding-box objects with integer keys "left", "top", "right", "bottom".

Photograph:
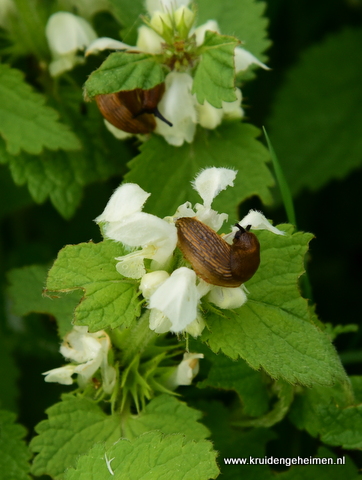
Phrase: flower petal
[
  {"left": 207, "top": 285, "right": 247, "bottom": 309},
  {"left": 149, "top": 267, "right": 198, "bottom": 332},
  {"left": 140, "top": 270, "right": 170, "bottom": 298},
  {"left": 43, "top": 365, "right": 76, "bottom": 385},
  {"left": 239, "top": 210, "right": 285, "bottom": 235},
  {"left": 136, "top": 25, "right": 164, "bottom": 54},
  {"left": 149, "top": 309, "right": 172, "bottom": 333},
  {"left": 86, "top": 37, "right": 134, "bottom": 56},
  {"left": 193, "top": 19, "right": 220, "bottom": 46},
  {"left": 234, "top": 47, "right": 270, "bottom": 73},
  {"left": 192, "top": 167, "right": 237, "bottom": 208},
  {"left": 155, "top": 71, "right": 197, "bottom": 146},
  {"left": 95, "top": 184, "right": 150, "bottom": 224},
  {"left": 146, "top": 0, "right": 191, "bottom": 15}
]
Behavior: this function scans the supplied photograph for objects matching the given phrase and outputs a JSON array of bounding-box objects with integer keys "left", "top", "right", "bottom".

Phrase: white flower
[
  {"left": 95, "top": 183, "right": 177, "bottom": 278},
  {"left": 43, "top": 326, "right": 116, "bottom": 394},
  {"left": 46, "top": 12, "right": 97, "bottom": 77},
  {"left": 154, "top": 71, "right": 197, "bottom": 146},
  {"left": 234, "top": 47, "right": 270, "bottom": 73},
  {"left": 166, "top": 352, "right": 203, "bottom": 389},
  {"left": 146, "top": 0, "right": 191, "bottom": 16},
  {"left": 197, "top": 89, "right": 244, "bottom": 129}
]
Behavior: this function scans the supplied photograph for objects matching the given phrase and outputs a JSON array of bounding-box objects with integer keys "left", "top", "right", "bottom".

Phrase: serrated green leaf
[
  {"left": 64, "top": 431, "right": 219, "bottom": 480},
  {"left": 0, "top": 410, "right": 31, "bottom": 480},
  {"left": 289, "top": 380, "right": 362, "bottom": 449},
  {"left": 277, "top": 447, "right": 359, "bottom": 479},
  {"left": 124, "top": 395, "right": 210, "bottom": 441},
  {"left": 197, "top": 0, "right": 270, "bottom": 63},
  {"left": 0, "top": 64, "right": 81, "bottom": 155},
  {"left": 198, "top": 352, "right": 269, "bottom": 417},
  {"left": 84, "top": 52, "right": 165, "bottom": 97},
  {"left": 46, "top": 241, "right": 140, "bottom": 332},
  {"left": 192, "top": 31, "right": 239, "bottom": 108},
  {"left": 126, "top": 123, "right": 274, "bottom": 221},
  {"left": 202, "top": 225, "right": 347, "bottom": 386},
  {"left": 30, "top": 394, "right": 122, "bottom": 479},
  {"left": 268, "top": 28, "right": 362, "bottom": 196},
  {"left": 7, "top": 264, "right": 82, "bottom": 338}
]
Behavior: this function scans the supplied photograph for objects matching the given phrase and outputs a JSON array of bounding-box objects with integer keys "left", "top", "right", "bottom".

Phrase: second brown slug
[
  {"left": 95, "top": 83, "right": 172, "bottom": 134},
  {"left": 175, "top": 217, "right": 260, "bottom": 287}
]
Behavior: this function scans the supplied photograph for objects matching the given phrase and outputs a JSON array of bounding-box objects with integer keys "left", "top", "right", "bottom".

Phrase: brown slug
[
  {"left": 95, "top": 83, "right": 172, "bottom": 134},
  {"left": 175, "top": 217, "right": 260, "bottom": 287}
]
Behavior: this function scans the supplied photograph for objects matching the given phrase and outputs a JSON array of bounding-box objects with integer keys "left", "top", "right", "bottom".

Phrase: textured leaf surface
[
  {"left": 7, "top": 264, "right": 82, "bottom": 338},
  {"left": 0, "top": 410, "right": 31, "bottom": 480},
  {"left": 0, "top": 95, "right": 132, "bottom": 218},
  {"left": 64, "top": 431, "right": 219, "bottom": 480},
  {"left": 192, "top": 31, "right": 239, "bottom": 107},
  {"left": 30, "top": 395, "right": 122, "bottom": 479},
  {"left": 268, "top": 28, "right": 362, "bottom": 196},
  {"left": 126, "top": 123, "right": 274, "bottom": 222},
  {"left": 46, "top": 241, "right": 140, "bottom": 332},
  {"left": 289, "top": 380, "right": 362, "bottom": 449},
  {"left": 197, "top": 0, "right": 270, "bottom": 62},
  {"left": 202, "top": 225, "right": 347, "bottom": 386},
  {"left": 84, "top": 52, "right": 165, "bottom": 97},
  {"left": 124, "top": 395, "right": 210, "bottom": 441},
  {"left": 0, "top": 65, "right": 80, "bottom": 155}
]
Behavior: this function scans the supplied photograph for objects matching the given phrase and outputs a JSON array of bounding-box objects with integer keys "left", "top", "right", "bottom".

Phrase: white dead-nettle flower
[
  {"left": 43, "top": 326, "right": 116, "bottom": 393},
  {"left": 166, "top": 352, "right": 204, "bottom": 389},
  {"left": 97, "top": 168, "right": 284, "bottom": 335},
  {"left": 85, "top": 1, "right": 268, "bottom": 146},
  {"left": 46, "top": 11, "right": 97, "bottom": 77}
]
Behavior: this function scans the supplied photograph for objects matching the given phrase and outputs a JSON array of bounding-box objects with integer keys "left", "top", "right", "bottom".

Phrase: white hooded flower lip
[
  {"left": 43, "top": 326, "right": 116, "bottom": 393},
  {"left": 86, "top": 37, "right": 134, "bottom": 56},
  {"left": 154, "top": 71, "right": 197, "bottom": 146},
  {"left": 46, "top": 12, "right": 97, "bottom": 76},
  {"left": 234, "top": 47, "right": 270, "bottom": 73},
  {"left": 149, "top": 267, "right": 198, "bottom": 332},
  {"left": 167, "top": 352, "right": 203, "bottom": 388},
  {"left": 192, "top": 167, "right": 237, "bottom": 208}
]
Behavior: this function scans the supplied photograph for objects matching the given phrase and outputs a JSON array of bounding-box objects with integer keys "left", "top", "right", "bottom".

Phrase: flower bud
[
  {"left": 207, "top": 285, "right": 247, "bottom": 309},
  {"left": 140, "top": 270, "right": 170, "bottom": 298},
  {"left": 174, "top": 6, "right": 195, "bottom": 38},
  {"left": 136, "top": 25, "right": 164, "bottom": 53}
]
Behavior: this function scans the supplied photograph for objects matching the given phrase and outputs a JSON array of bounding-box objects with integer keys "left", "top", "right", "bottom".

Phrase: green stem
[{"left": 119, "top": 311, "right": 158, "bottom": 365}]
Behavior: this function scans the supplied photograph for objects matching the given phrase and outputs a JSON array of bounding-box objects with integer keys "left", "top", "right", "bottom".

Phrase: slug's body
[
  {"left": 95, "top": 84, "right": 172, "bottom": 134},
  {"left": 175, "top": 217, "right": 260, "bottom": 287}
]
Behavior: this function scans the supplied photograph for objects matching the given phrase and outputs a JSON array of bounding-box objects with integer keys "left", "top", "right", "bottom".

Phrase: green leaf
[
  {"left": 64, "top": 431, "right": 219, "bottom": 480},
  {"left": 289, "top": 380, "right": 362, "bottom": 449},
  {"left": 199, "top": 401, "right": 275, "bottom": 480},
  {"left": 202, "top": 225, "right": 347, "bottom": 386},
  {"left": 192, "top": 31, "right": 239, "bottom": 108},
  {"left": 124, "top": 395, "right": 210, "bottom": 441},
  {"left": 108, "top": 0, "right": 145, "bottom": 45},
  {"left": 0, "top": 64, "right": 81, "bottom": 155},
  {"left": 126, "top": 123, "right": 274, "bottom": 221},
  {"left": 46, "top": 241, "right": 140, "bottom": 332},
  {"left": 30, "top": 394, "right": 122, "bottom": 479},
  {"left": 197, "top": 0, "right": 270, "bottom": 63},
  {"left": 267, "top": 28, "right": 362, "bottom": 196},
  {"left": 7, "top": 264, "right": 82, "bottom": 338},
  {"left": 277, "top": 446, "right": 359, "bottom": 479},
  {"left": 197, "top": 352, "right": 270, "bottom": 417},
  {"left": 235, "top": 380, "right": 294, "bottom": 428},
  {"left": 0, "top": 410, "right": 31, "bottom": 480},
  {"left": 84, "top": 52, "right": 165, "bottom": 97}
]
